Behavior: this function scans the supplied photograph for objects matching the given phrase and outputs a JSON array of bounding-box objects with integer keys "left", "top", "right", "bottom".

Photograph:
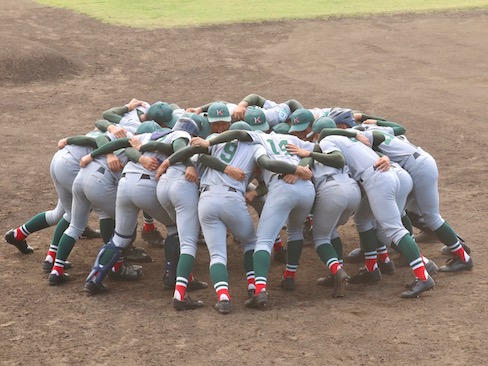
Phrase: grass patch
[{"left": 37, "top": 0, "right": 488, "bottom": 28}]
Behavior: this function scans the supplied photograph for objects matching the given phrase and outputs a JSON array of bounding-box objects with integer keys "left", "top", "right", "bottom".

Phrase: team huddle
[{"left": 4, "top": 93, "right": 474, "bottom": 314}]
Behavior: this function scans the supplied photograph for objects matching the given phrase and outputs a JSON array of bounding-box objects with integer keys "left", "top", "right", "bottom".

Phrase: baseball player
[
  {"left": 128, "top": 117, "right": 209, "bottom": 310},
  {"left": 98, "top": 98, "right": 178, "bottom": 247},
  {"left": 286, "top": 114, "right": 361, "bottom": 297},
  {"left": 316, "top": 128, "right": 435, "bottom": 298},
  {"left": 3, "top": 130, "right": 103, "bottom": 263},
  {"left": 82, "top": 125, "right": 179, "bottom": 295},
  {"left": 165, "top": 119, "right": 313, "bottom": 313},
  {"left": 359, "top": 129, "right": 473, "bottom": 272},
  {"left": 191, "top": 119, "right": 315, "bottom": 309},
  {"left": 46, "top": 121, "right": 164, "bottom": 285}
]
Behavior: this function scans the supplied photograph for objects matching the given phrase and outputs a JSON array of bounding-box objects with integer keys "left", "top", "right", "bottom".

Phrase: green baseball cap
[
  {"left": 207, "top": 102, "right": 231, "bottom": 123},
  {"left": 289, "top": 108, "right": 315, "bottom": 133},
  {"left": 148, "top": 101, "right": 174, "bottom": 126},
  {"left": 244, "top": 107, "right": 269, "bottom": 131},
  {"left": 312, "top": 116, "right": 336, "bottom": 134},
  {"left": 272, "top": 122, "right": 291, "bottom": 134},
  {"left": 136, "top": 121, "right": 164, "bottom": 134},
  {"left": 229, "top": 121, "right": 253, "bottom": 131}
]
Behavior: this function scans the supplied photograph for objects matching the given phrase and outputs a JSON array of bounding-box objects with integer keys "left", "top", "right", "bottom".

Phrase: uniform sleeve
[
  {"left": 66, "top": 136, "right": 98, "bottom": 148},
  {"left": 102, "top": 106, "right": 129, "bottom": 124}
]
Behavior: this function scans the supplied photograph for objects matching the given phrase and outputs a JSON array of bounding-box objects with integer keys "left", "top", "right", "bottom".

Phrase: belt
[
  {"left": 359, "top": 166, "right": 377, "bottom": 184},
  {"left": 413, "top": 152, "right": 420, "bottom": 159},
  {"left": 202, "top": 186, "right": 237, "bottom": 193},
  {"left": 121, "top": 173, "right": 151, "bottom": 180}
]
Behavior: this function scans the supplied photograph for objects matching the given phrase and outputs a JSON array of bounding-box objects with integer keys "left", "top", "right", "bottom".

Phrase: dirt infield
[{"left": 1, "top": 1, "right": 487, "bottom": 365}]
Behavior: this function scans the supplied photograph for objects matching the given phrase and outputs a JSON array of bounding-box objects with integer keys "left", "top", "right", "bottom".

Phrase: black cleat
[
  {"left": 141, "top": 228, "right": 165, "bottom": 248},
  {"left": 333, "top": 268, "right": 350, "bottom": 298},
  {"left": 401, "top": 276, "right": 435, "bottom": 298},
  {"left": 349, "top": 267, "right": 381, "bottom": 284},
  {"left": 280, "top": 276, "right": 296, "bottom": 291},
  {"left": 378, "top": 260, "right": 395, "bottom": 275},
  {"left": 215, "top": 300, "right": 232, "bottom": 314},
  {"left": 48, "top": 272, "right": 70, "bottom": 286},
  {"left": 343, "top": 247, "right": 364, "bottom": 264},
  {"left": 425, "top": 260, "right": 439, "bottom": 275},
  {"left": 187, "top": 278, "right": 208, "bottom": 292},
  {"left": 172, "top": 296, "right": 204, "bottom": 310},
  {"left": 244, "top": 291, "right": 269, "bottom": 310},
  {"left": 81, "top": 226, "right": 102, "bottom": 239},
  {"left": 83, "top": 280, "right": 108, "bottom": 295},
  {"left": 316, "top": 274, "right": 334, "bottom": 287},
  {"left": 124, "top": 246, "right": 152, "bottom": 263},
  {"left": 4, "top": 229, "right": 33, "bottom": 254},
  {"left": 439, "top": 257, "right": 474, "bottom": 272}
]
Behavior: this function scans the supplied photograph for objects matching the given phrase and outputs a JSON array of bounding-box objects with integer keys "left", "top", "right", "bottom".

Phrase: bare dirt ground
[{"left": 1, "top": 1, "right": 487, "bottom": 365}]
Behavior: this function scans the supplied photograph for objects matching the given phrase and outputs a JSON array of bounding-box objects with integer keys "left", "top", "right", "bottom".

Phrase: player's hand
[
  {"left": 80, "top": 154, "right": 93, "bottom": 167},
  {"left": 283, "top": 174, "right": 299, "bottom": 184},
  {"left": 362, "top": 119, "right": 378, "bottom": 125},
  {"left": 191, "top": 137, "right": 210, "bottom": 148},
  {"left": 224, "top": 166, "right": 246, "bottom": 181},
  {"left": 374, "top": 155, "right": 390, "bottom": 172},
  {"left": 155, "top": 159, "right": 170, "bottom": 179},
  {"left": 58, "top": 138, "right": 68, "bottom": 149},
  {"left": 245, "top": 190, "right": 258, "bottom": 204},
  {"left": 107, "top": 125, "right": 127, "bottom": 139},
  {"left": 295, "top": 165, "right": 313, "bottom": 180},
  {"left": 126, "top": 98, "right": 144, "bottom": 111},
  {"left": 184, "top": 166, "right": 199, "bottom": 183},
  {"left": 107, "top": 153, "right": 123, "bottom": 172},
  {"left": 286, "top": 144, "right": 311, "bottom": 158},
  {"left": 186, "top": 107, "right": 203, "bottom": 114},
  {"left": 232, "top": 104, "right": 248, "bottom": 121},
  {"left": 140, "top": 156, "right": 159, "bottom": 171},
  {"left": 129, "top": 137, "right": 142, "bottom": 151},
  {"left": 355, "top": 132, "right": 371, "bottom": 147}
]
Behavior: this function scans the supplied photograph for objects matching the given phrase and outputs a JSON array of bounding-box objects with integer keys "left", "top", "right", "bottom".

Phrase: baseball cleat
[
  {"left": 333, "top": 268, "right": 350, "bottom": 298},
  {"left": 378, "top": 260, "right": 395, "bottom": 275},
  {"left": 316, "top": 274, "right": 334, "bottom": 287},
  {"left": 425, "top": 260, "right": 439, "bottom": 275},
  {"left": 438, "top": 257, "right": 474, "bottom": 272},
  {"left": 124, "top": 246, "right": 152, "bottom": 263},
  {"left": 280, "top": 276, "right": 296, "bottom": 291},
  {"left": 48, "top": 272, "right": 70, "bottom": 286},
  {"left": 349, "top": 267, "right": 381, "bottom": 284},
  {"left": 172, "top": 296, "right": 204, "bottom": 311},
  {"left": 244, "top": 291, "right": 269, "bottom": 310},
  {"left": 215, "top": 300, "right": 232, "bottom": 314},
  {"left": 401, "top": 276, "right": 435, "bottom": 298},
  {"left": 187, "top": 278, "right": 208, "bottom": 292},
  {"left": 81, "top": 226, "right": 102, "bottom": 239},
  {"left": 273, "top": 248, "right": 287, "bottom": 264},
  {"left": 343, "top": 247, "right": 364, "bottom": 264},
  {"left": 4, "top": 229, "right": 34, "bottom": 254},
  {"left": 83, "top": 280, "right": 108, "bottom": 296},
  {"left": 414, "top": 230, "right": 437, "bottom": 243},
  {"left": 141, "top": 228, "right": 165, "bottom": 248}
]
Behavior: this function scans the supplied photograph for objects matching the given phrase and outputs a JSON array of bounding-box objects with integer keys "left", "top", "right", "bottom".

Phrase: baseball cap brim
[
  {"left": 289, "top": 123, "right": 309, "bottom": 133},
  {"left": 208, "top": 115, "right": 232, "bottom": 123},
  {"left": 249, "top": 121, "right": 269, "bottom": 131}
]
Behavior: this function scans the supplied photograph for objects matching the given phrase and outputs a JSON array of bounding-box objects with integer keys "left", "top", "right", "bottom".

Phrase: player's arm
[
  {"left": 283, "top": 99, "right": 304, "bottom": 113},
  {"left": 287, "top": 143, "right": 345, "bottom": 169},
  {"left": 102, "top": 105, "right": 129, "bottom": 124},
  {"left": 64, "top": 135, "right": 98, "bottom": 149},
  {"left": 375, "top": 120, "right": 406, "bottom": 135},
  {"left": 318, "top": 128, "right": 357, "bottom": 141},
  {"left": 371, "top": 130, "right": 387, "bottom": 148},
  {"left": 89, "top": 138, "right": 131, "bottom": 158},
  {"left": 95, "top": 119, "right": 116, "bottom": 132},
  {"left": 256, "top": 155, "right": 312, "bottom": 180},
  {"left": 139, "top": 141, "right": 174, "bottom": 155}
]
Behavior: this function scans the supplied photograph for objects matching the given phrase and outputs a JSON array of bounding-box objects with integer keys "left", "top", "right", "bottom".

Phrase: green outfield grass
[{"left": 37, "top": 0, "right": 488, "bottom": 28}]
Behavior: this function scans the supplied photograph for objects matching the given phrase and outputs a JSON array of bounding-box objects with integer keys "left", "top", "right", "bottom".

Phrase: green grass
[{"left": 36, "top": 0, "right": 488, "bottom": 28}]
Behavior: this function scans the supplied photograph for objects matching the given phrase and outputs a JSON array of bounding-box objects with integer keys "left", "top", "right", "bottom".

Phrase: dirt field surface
[{"left": 1, "top": 1, "right": 487, "bottom": 365}]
